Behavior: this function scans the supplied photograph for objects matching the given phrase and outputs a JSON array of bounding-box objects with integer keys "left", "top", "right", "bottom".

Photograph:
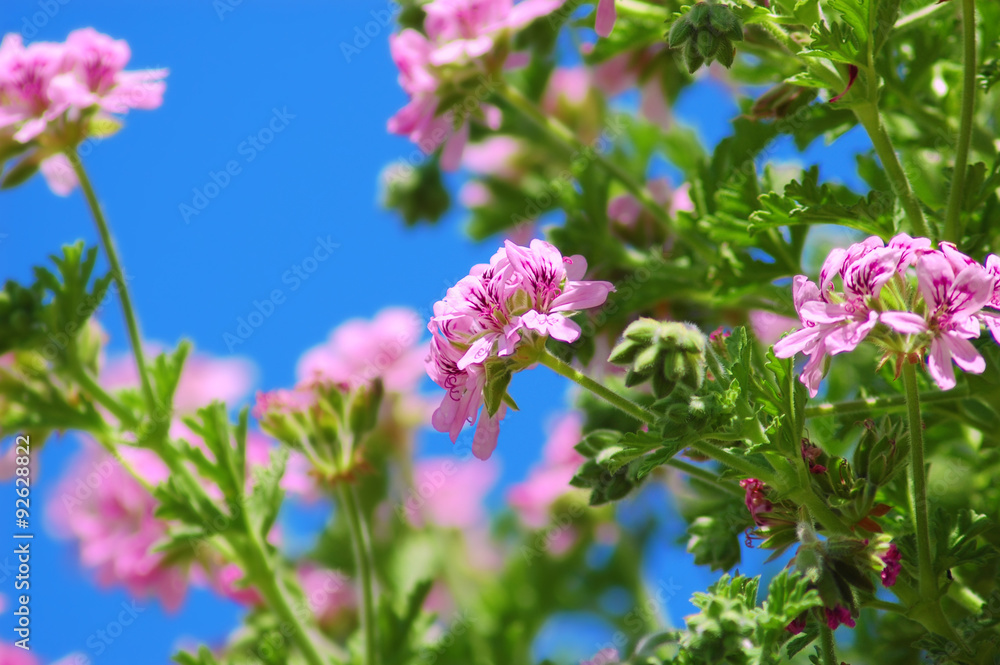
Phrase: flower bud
[
  {"left": 611, "top": 319, "right": 708, "bottom": 398},
  {"left": 667, "top": 2, "right": 743, "bottom": 73}
]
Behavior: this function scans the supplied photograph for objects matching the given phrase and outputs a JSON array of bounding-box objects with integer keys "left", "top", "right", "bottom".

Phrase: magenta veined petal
[
  {"left": 880, "top": 311, "right": 928, "bottom": 335},
  {"left": 772, "top": 326, "right": 823, "bottom": 359},
  {"left": 551, "top": 280, "right": 614, "bottom": 311}
]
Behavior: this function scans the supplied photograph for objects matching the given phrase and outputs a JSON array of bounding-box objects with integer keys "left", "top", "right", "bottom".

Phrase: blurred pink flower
[
  {"left": 584, "top": 648, "right": 619, "bottom": 665},
  {"left": 461, "top": 135, "right": 524, "bottom": 179},
  {"left": 403, "top": 456, "right": 499, "bottom": 528},
  {"left": 0, "top": 643, "right": 39, "bottom": 665},
  {"left": 297, "top": 563, "right": 355, "bottom": 626},
  {"left": 594, "top": 48, "right": 672, "bottom": 126},
  {"left": 38, "top": 153, "right": 79, "bottom": 196},
  {"left": 54, "top": 28, "right": 167, "bottom": 115},
  {"left": 507, "top": 412, "right": 585, "bottom": 528},
  {"left": 297, "top": 307, "right": 426, "bottom": 393},
  {"left": 594, "top": 0, "right": 617, "bottom": 37},
  {"left": 542, "top": 67, "right": 592, "bottom": 114},
  {"left": 387, "top": 0, "right": 563, "bottom": 169},
  {"left": 48, "top": 442, "right": 188, "bottom": 611},
  {"left": 102, "top": 349, "right": 256, "bottom": 413},
  {"left": 607, "top": 179, "right": 692, "bottom": 229},
  {"left": 748, "top": 309, "right": 799, "bottom": 346},
  {"left": 205, "top": 562, "right": 264, "bottom": 607},
  {"left": 0, "top": 34, "right": 69, "bottom": 142}
]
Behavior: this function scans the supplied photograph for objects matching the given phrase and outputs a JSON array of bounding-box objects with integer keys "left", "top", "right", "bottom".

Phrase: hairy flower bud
[
  {"left": 611, "top": 319, "right": 707, "bottom": 398},
  {"left": 667, "top": 2, "right": 743, "bottom": 73}
]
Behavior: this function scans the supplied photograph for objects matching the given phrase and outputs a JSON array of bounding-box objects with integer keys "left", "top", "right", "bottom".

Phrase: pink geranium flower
[
  {"left": 403, "top": 456, "right": 499, "bottom": 528},
  {"left": 427, "top": 240, "right": 613, "bottom": 459},
  {"left": 880, "top": 542, "right": 901, "bottom": 587},
  {"left": 48, "top": 443, "right": 189, "bottom": 611},
  {"left": 0, "top": 29, "right": 167, "bottom": 194},
  {"left": 296, "top": 307, "right": 426, "bottom": 393},
  {"left": 387, "top": 0, "right": 563, "bottom": 169},
  {"left": 881, "top": 250, "right": 993, "bottom": 390},
  {"left": 507, "top": 412, "right": 585, "bottom": 528}
]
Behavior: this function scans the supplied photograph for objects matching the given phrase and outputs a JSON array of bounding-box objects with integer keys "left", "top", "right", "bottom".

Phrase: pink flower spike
[{"left": 595, "top": 0, "right": 618, "bottom": 37}]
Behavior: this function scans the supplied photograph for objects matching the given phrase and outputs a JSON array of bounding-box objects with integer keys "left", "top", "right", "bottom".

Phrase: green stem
[
  {"left": 686, "top": 439, "right": 780, "bottom": 487},
  {"left": 894, "top": 2, "right": 949, "bottom": 32},
  {"left": 338, "top": 484, "right": 379, "bottom": 665},
  {"left": 902, "top": 362, "right": 936, "bottom": 602},
  {"left": 67, "top": 361, "right": 138, "bottom": 427},
  {"left": 854, "top": 104, "right": 930, "bottom": 239},
  {"left": 67, "top": 151, "right": 157, "bottom": 413},
  {"left": 241, "top": 515, "right": 332, "bottom": 665},
  {"left": 539, "top": 349, "right": 656, "bottom": 426},
  {"left": 666, "top": 459, "right": 743, "bottom": 497},
  {"left": 862, "top": 598, "right": 908, "bottom": 614},
  {"left": 804, "top": 386, "right": 970, "bottom": 419},
  {"left": 819, "top": 623, "right": 838, "bottom": 665},
  {"left": 943, "top": 0, "right": 977, "bottom": 242},
  {"left": 791, "top": 486, "right": 853, "bottom": 537}
]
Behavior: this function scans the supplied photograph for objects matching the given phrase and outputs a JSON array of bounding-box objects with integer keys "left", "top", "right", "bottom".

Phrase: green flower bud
[
  {"left": 708, "top": 3, "right": 743, "bottom": 41},
  {"left": 683, "top": 39, "right": 705, "bottom": 74},
  {"left": 668, "top": 16, "right": 696, "bottom": 47},
  {"left": 696, "top": 30, "right": 718, "bottom": 59},
  {"left": 610, "top": 320, "right": 707, "bottom": 398}
]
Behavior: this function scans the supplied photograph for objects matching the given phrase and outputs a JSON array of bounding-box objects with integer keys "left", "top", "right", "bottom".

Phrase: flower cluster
[
  {"left": 774, "top": 234, "right": 1000, "bottom": 395},
  {"left": 880, "top": 542, "right": 901, "bottom": 587},
  {"left": 427, "top": 239, "right": 614, "bottom": 459},
  {"left": 387, "top": 0, "right": 562, "bottom": 169},
  {"left": 0, "top": 29, "right": 167, "bottom": 194},
  {"left": 739, "top": 478, "right": 772, "bottom": 527}
]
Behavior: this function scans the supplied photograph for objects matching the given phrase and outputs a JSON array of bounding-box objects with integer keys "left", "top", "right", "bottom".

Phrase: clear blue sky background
[{"left": 0, "top": 2, "right": 871, "bottom": 663}]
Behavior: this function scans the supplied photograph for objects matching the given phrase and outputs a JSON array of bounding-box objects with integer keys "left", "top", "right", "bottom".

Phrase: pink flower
[
  {"left": 880, "top": 542, "right": 901, "bottom": 587},
  {"left": 507, "top": 412, "right": 585, "bottom": 528},
  {"left": 296, "top": 307, "right": 426, "bottom": 392},
  {"left": 0, "top": 34, "right": 67, "bottom": 142},
  {"left": 102, "top": 349, "right": 256, "bottom": 413},
  {"left": 0, "top": 643, "right": 39, "bottom": 665},
  {"left": 882, "top": 249, "right": 994, "bottom": 390},
  {"left": 748, "top": 309, "right": 800, "bottom": 346},
  {"left": 297, "top": 564, "right": 355, "bottom": 626},
  {"left": 824, "top": 604, "right": 855, "bottom": 630},
  {"left": 427, "top": 240, "right": 614, "bottom": 459},
  {"left": 38, "top": 153, "right": 78, "bottom": 195},
  {"left": 775, "top": 235, "right": 908, "bottom": 396},
  {"left": 206, "top": 562, "right": 264, "bottom": 607},
  {"left": 785, "top": 614, "right": 807, "bottom": 635},
  {"left": 583, "top": 648, "right": 619, "bottom": 665},
  {"left": 387, "top": 0, "right": 563, "bottom": 169},
  {"left": 594, "top": 0, "right": 617, "bottom": 37},
  {"left": 55, "top": 28, "right": 167, "bottom": 115},
  {"left": 48, "top": 443, "right": 188, "bottom": 611},
  {"left": 542, "top": 67, "right": 593, "bottom": 114},
  {"left": 739, "top": 478, "right": 773, "bottom": 526},
  {"left": 0, "top": 29, "right": 167, "bottom": 144},
  {"left": 593, "top": 48, "right": 672, "bottom": 126},
  {"left": 402, "top": 456, "right": 499, "bottom": 528}
]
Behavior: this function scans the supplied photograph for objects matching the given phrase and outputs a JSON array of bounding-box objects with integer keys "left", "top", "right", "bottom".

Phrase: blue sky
[{"left": 0, "top": 2, "right": 872, "bottom": 663}]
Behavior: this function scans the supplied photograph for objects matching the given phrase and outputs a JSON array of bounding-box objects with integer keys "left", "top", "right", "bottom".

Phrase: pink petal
[
  {"left": 440, "top": 120, "right": 468, "bottom": 171},
  {"left": 927, "top": 338, "right": 956, "bottom": 390},
  {"left": 942, "top": 333, "right": 985, "bottom": 374},
  {"left": 595, "top": 0, "right": 617, "bottom": 37},
  {"left": 880, "top": 311, "right": 928, "bottom": 334}
]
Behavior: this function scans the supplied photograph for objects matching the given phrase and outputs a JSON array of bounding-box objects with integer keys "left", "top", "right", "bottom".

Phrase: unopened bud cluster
[
  {"left": 668, "top": 2, "right": 744, "bottom": 73},
  {"left": 609, "top": 319, "right": 708, "bottom": 398}
]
